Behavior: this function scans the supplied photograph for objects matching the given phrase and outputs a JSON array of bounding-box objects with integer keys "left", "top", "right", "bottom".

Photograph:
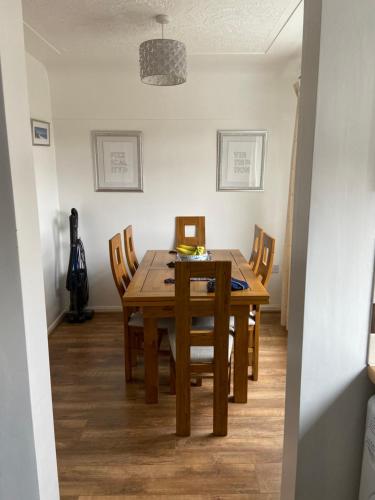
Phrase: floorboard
[{"left": 49, "top": 312, "right": 287, "bottom": 499}]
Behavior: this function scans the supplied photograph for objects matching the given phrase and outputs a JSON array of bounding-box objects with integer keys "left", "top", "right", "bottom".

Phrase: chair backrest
[
  {"left": 175, "top": 260, "right": 231, "bottom": 436},
  {"left": 124, "top": 225, "right": 139, "bottom": 276},
  {"left": 249, "top": 224, "right": 264, "bottom": 273},
  {"left": 256, "top": 232, "right": 275, "bottom": 288},
  {"left": 175, "top": 216, "right": 206, "bottom": 247},
  {"left": 109, "top": 233, "right": 131, "bottom": 298}
]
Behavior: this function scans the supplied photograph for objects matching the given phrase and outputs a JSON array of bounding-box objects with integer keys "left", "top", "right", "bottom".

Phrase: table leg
[
  {"left": 234, "top": 306, "right": 249, "bottom": 403},
  {"left": 143, "top": 316, "right": 159, "bottom": 404}
]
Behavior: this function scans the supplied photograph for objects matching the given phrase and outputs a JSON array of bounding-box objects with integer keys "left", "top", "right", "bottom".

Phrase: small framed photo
[
  {"left": 217, "top": 130, "right": 267, "bottom": 191},
  {"left": 92, "top": 131, "right": 143, "bottom": 192},
  {"left": 31, "top": 119, "right": 50, "bottom": 146}
]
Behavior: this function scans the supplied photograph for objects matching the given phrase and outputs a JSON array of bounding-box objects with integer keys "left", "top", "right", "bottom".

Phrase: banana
[
  {"left": 176, "top": 246, "right": 195, "bottom": 255},
  {"left": 177, "top": 244, "right": 196, "bottom": 251},
  {"left": 195, "top": 246, "right": 205, "bottom": 255},
  {"left": 176, "top": 245, "right": 206, "bottom": 256}
]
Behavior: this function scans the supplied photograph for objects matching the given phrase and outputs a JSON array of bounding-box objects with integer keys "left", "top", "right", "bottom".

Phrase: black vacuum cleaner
[{"left": 65, "top": 208, "right": 94, "bottom": 323}]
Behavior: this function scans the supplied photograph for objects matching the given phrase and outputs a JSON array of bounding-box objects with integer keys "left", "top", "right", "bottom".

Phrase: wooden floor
[{"left": 49, "top": 312, "right": 287, "bottom": 500}]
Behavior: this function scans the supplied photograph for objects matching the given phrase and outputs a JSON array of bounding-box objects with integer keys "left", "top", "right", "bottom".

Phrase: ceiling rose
[{"left": 139, "top": 14, "right": 187, "bottom": 86}]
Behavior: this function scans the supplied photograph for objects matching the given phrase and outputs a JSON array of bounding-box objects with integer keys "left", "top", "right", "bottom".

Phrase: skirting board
[{"left": 47, "top": 310, "right": 66, "bottom": 335}]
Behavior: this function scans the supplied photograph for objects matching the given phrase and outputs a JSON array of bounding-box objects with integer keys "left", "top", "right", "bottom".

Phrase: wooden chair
[
  {"left": 169, "top": 261, "right": 233, "bottom": 437},
  {"left": 124, "top": 225, "right": 139, "bottom": 277},
  {"left": 109, "top": 233, "right": 165, "bottom": 381},
  {"left": 247, "top": 232, "right": 275, "bottom": 381},
  {"left": 109, "top": 233, "right": 146, "bottom": 380},
  {"left": 249, "top": 224, "right": 264, "bottom": 274},
  {"left": 256, "top": 232, "right": 275, "bottom": 288},
  {"left": 225, "top": 231, "right": 275, "bottom": 381},
  {"left": 175, "top": 216, "right": 205, "bottom": 247}
]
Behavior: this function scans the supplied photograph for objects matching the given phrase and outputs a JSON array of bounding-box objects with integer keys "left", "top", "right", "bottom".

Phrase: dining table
[{"left": 123, "top": 249, "right": 269, "bottom": 404}]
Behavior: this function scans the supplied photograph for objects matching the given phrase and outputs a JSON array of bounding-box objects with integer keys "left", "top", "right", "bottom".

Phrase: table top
[{"left": 124, "top": 249, "right": 270, "bottom": 307}]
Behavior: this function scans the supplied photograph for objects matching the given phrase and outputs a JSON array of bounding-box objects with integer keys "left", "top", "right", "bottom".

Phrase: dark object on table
[
  {"left": 169, "top": 250, "right": 177, "bottom": 254},
  {"left": 167, "top": 261, "right": 176, "bottom": 268},
  {"left": 65, "top": 208, "right": 94, "bottom": 323},
  {"left": 164, "top": 277, "right": 211, "bottom": 284},
  {"left": 207, "top": 277, "right": 249, "bottom": 293}
]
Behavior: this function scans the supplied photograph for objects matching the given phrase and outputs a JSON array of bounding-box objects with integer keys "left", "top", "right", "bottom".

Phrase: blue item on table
[{"left": 207, "top": 277, "right": 249, "bottom": 293}]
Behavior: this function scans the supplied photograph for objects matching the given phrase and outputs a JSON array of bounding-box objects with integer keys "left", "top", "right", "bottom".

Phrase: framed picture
[
  {"left": 31, "top": 119, "right": 50, "bottom": 146},
  {"left": 217, "top": 130, "right": 267, "bottom": 191},
  {"left": 92, "top": 131, "right": 143, "bottom": 192}
]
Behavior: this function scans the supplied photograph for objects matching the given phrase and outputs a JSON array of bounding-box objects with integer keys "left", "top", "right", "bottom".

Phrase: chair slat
[
  {"left": 109, "top": 233, "right": 131, "bottom": 297},
  {"left": 256, "top": 232, "right": 275, "bottom": 287},
  {"left": 188, "top": 260, "right": 216, "bottom": 277},
  {"left": 175, "top": 216, "right": 206, "bottom": 247},
  {"left": 190, "top": 330, "right": 214, "bottom": 346},
  {"left": 174, "top": 260, "right": 231, "bottom": 436},
  {"left": 175, "top": 262, "right": 192, "bottom": 437},
  {"left": 124, "top": 225, "right": 139, "bottom": 276},
  {"left": 213, "top": 261, "right": 231, "bottom": 436},
  {"left": 249, "top": 224, "right": 264, "bottom": 273},
  {"left": 190, "top": 363, "right": 214, "bottom": 373}
]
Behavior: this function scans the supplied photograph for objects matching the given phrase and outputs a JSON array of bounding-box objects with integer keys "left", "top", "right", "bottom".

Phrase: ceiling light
[{"left": 139, "top": 14, "right": 187, "bottom": 86}]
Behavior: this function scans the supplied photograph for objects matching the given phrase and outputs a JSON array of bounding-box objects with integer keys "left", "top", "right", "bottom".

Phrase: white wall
[
  {"left": 26, "top": 53, "right": 63, "bottom": 330},
  {"left": 49, "top": 57, "right": 297, "bottom": 310},
  {"left": 282, "top": 0, "right": 375, "bottom": 498},
  {"left": 0, "top": 66, "right": 39, "bottom": 500},
  {"left": 0, "top": 1, "right": 58, "bottom": 498}
]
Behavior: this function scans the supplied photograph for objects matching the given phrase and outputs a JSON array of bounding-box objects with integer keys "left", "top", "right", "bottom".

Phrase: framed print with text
[
  {"left": 217, "top": 130, "right": 266, "bottom": 191},
  {"left": 92, "top": 130, "right": 143, "bottom": 192}
]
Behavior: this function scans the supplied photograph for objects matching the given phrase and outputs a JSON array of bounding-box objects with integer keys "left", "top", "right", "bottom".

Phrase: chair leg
[
  {"left": 131, "top": 331, "right": 138, "bottom": 367},
  {"left": 170, "top": 355, "right": 176, "bottom": 395},
  {"left": 252, "top": 343, "right": 259, "bottom": 381},
  {"left": 251, "top": 307, "right": 260, "bottom": 381},
  {"left": 176, "top": 354, "right": 190, "bottom": 437},
  {"left": 213, "top": 332, "right": 228, "bottom": 437},
  {"left": 123, "top": 309, "right": 132, "bottom": 382},
  {"left": 228, "top": 357, "right": 232, "bottom": 395}
]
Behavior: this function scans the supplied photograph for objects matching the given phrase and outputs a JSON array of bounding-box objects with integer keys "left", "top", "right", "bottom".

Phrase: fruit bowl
[
  {"left": 177, "top": 252, "right": 210, "bottom": 262},
  {"left": 176, "top": 244, "right": 210, "bottom": 262}
]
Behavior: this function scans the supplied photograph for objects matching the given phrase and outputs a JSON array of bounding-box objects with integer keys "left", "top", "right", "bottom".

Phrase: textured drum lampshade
[{"left": 139, "top": 15, "right": 187, "bottom": 86}]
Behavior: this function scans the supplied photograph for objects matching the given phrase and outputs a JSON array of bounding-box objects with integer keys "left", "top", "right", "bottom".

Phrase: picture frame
[
  {"left": 31, "top": 118, "right": 50, "bottom": 146},
  {"left": 91, "top": 130, "right": 143, "bottom": 192},
  {"left": 217, "top": 130, "right": 267, "bottom": 191}
]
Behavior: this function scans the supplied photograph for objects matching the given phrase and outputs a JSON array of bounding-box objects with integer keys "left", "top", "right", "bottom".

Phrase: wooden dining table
[{"left": 123, "top": 249, "right": 269, "bottom": 404}]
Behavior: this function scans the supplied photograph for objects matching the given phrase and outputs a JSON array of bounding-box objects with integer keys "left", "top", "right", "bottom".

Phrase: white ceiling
[{"left": 22, "top": 0, "right": 303, "bottom": 66}]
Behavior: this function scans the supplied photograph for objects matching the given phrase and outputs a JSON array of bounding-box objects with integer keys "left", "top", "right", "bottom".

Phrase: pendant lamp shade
[{"left": 139, "top": 15, "right": 187, "bottom": 86}]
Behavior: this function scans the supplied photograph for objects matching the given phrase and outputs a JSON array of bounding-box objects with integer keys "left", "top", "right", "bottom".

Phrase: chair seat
[
  {"left": 128, "top": 310, "right": 144, "bottom": 328},
  {"left": 128, "top": 311, "right": 171, "bottom": 330},
  {"left": 168, "top": 320, "right": 234, "bottom": 364},
  {"left": 229, "top": 315, "right": 255, "bottom": 331},
  {"left": 192, "top": 315, "right": 255, "bottom": 332}
]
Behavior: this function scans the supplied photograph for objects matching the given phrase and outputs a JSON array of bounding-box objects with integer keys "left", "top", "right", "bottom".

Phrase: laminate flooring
[{"left": 49, "top": 312, "right": 287, "bottom": 500}]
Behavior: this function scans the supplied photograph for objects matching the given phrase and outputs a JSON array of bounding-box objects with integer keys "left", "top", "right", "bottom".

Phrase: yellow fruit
[
  {"left": 176, "top": 246, "right": 194, "bottom": 255},
  {"left": 195, "top": 246, "right": 206, "bottom": 255},
  {"left": 176, "top": 245, "right": 206, "bottom": 256},
  {"left": 178, "top": 244, "right": 196, "bottom": 251}
]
